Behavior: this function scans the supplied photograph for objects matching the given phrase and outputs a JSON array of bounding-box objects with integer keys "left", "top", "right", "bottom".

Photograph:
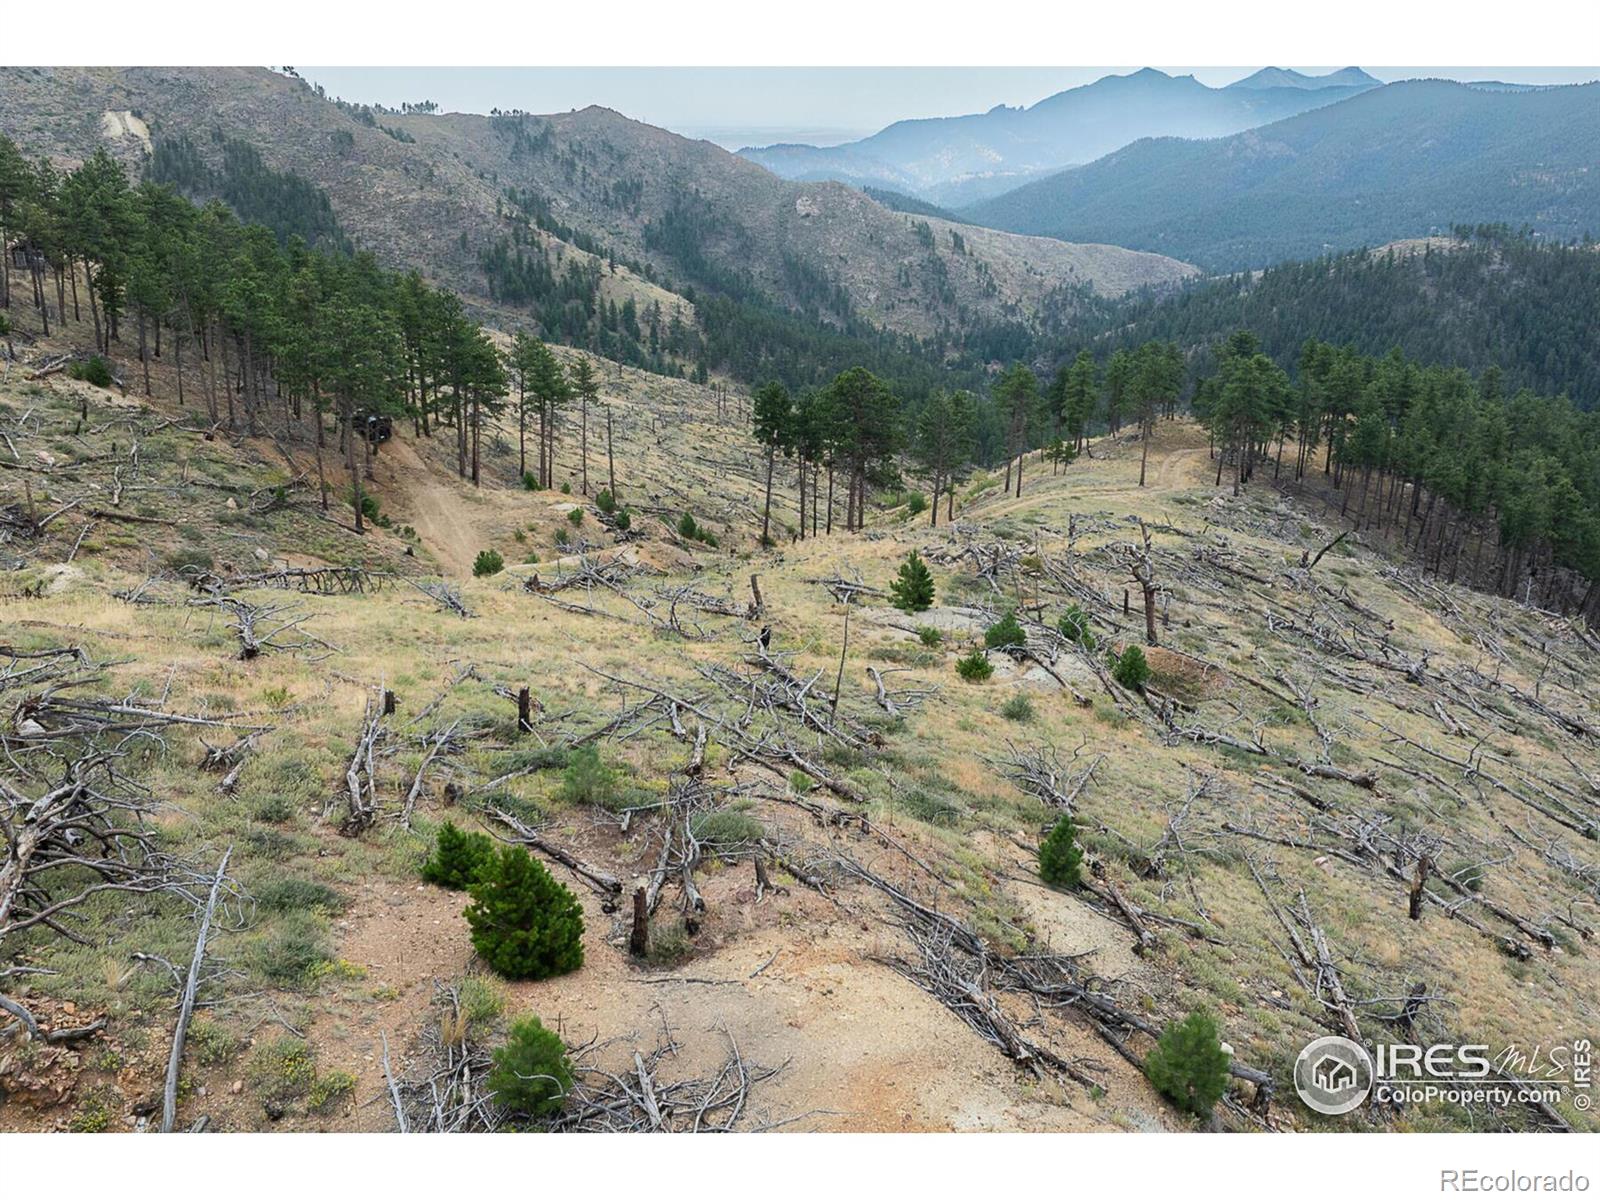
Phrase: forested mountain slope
[
  {"left": 0, "top": 65, "right": 1192, "bottom": 365},
  {"left": 966, "top": 80, "right": 1600, "bottom": 271},
  {"left": 1077, "top": 234, "right": 1600, "bottom": 407}
]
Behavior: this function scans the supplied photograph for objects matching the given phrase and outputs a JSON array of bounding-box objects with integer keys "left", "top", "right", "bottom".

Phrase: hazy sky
[{"left": 297, "top": 66, "right": 1600, "bottom": 146}]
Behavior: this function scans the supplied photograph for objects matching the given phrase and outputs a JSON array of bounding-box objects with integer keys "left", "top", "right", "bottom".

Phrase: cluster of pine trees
[
  {"left": 747, "top": 338, "right": 1190, "bottom": 541},
  {"left": 1189, "top": 333, "right": 1600, "bottom": 616},
  {"left": 0, "top": 134, "right": 596, "bottom": 530},
  {"left": 1094, "top": 229, "right": 1600, "bottom": 409}
]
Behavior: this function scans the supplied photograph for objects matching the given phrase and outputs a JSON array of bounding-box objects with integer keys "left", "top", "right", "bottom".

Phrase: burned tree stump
[
  {"left": 1408, "top": 854, "right": 1431, "bottom": 921},
  {"left": 630, "top": 886, "right": 649, "bottom": 957}
]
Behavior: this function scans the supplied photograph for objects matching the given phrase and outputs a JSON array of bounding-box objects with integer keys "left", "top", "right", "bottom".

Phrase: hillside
[
  {"left": 4, "top": 293, "right": 1598, "bottom": 1135},
  {"left": 965, "top": 80, "right": 1600, "bottom": 271},
  {"left": 0, "top": 66, "right": 1193, "bottom": 361},
  {"left": 1069, "top": 234, "right": 1600, "bottom": 407},
  {"left": 740, "top": 68, "right": 1377, "bottom": 207}
]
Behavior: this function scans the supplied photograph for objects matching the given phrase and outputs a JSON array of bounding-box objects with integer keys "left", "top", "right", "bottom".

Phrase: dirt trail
[{"left": 373, "top": 436, "right": 488, "bottom": 576}]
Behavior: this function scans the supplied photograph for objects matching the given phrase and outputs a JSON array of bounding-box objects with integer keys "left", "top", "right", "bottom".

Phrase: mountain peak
[{"left": 1228, "top": 66, "right": 1380, "bottom": 91}]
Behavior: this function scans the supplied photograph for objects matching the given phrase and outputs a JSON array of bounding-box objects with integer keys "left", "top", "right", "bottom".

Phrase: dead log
[
  {"left": 162, "top": 846, "right": 231, "bottom": 1133},
  {"left": 488, "top": 806, "right": 622, "bottom": 896}
]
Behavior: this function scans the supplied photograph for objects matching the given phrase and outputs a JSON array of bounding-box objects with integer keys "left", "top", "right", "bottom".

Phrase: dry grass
[{"left": 3, "top": 330, "right": 1596, "bottom": 1133}]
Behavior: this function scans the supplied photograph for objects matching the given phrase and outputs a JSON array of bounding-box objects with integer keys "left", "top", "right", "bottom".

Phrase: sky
[{"left": 296, "top": 66, "right": 1600, "bottom": 148}]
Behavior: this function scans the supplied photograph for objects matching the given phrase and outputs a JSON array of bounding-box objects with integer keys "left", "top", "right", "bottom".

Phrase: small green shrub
[
  {"left": 615, "top": 508, "right": 632, "bottom": 531},
  {"left": 465, "top": 846, "right": 585, "bottom": 980},
  {"left": 522, "top": 471, "right": 539, "bottom": 491},
  {"left": 458, "top": 976, "right": 506, "bottom": 1032},
  {"left": 899, "top": 787, "right": 960, "bottom": 826},
  {"left": 645, "top": 919, "right": 694, "bottom": 965},
  {"left": 68, "top": 356, "right": 114, "bottom": 388},
  {"left": 567, "top": 507, "right": 584, "bottom": 526},
  {"left": 1112, "top": 645, "right": 1152, "bottom": 691},
  {"left": 308, "top": 1069, "right": 356, "bottom": 1113},
  {"left": 560, "top": 481, "right": 571, "bottom": 494},
  {"left": 789, "top": 771, "right": 814, "bottom": 793},
  {"left": 69, "top": 1087, "right": 117, "bottom": 1132},
  {"left": 676, "top": 511, "right": 718, "bottom": 547},
  {"left": 251, "top": 913, "right": 332, "bottom": 989},
  {"left": 889, "top": 550, "right": 936, "bottom": 613},
  {"left": 188, "top": 1018, "right": 240, "bottom": 1066},
  {"left": 1144, "top": 1009, "right": 1231, "bottom": 1118},
  {"left": 557, "top": 746, "right": 618, "bottom": 807},
  {"left": 1446, "top": 858, "right": 1487, "bottom": 893},
  {"left": 256, "top": 878, "right": 346, "bottom": 914},
  {"left": 473, "top": 549, "right": 504, "bottom": 577},
  {"left": 253, "top": 794, "right": 296, "bottom": 823},
  {"left": 1058, "top": 603, "right": 1095, "bottom": 648},
  {"left": 1001, "top": 693, "right": 1035, "bottom": 723},
  {"left": 422, "top": 821, "right": 496, "bottom": 890},
  {"left": 164, "top": 546, "right": 214, "bottom": 575},
  {"left": 956, "top": 648, "right": 993, "bottom": 682},
  {"left": 904, "top": 491, "right": 928, "bottom": 517},
  {"left": 916, "top": 626, "right": 943, "bottom": 647},
  {"left": 488, "top": 1016, "right": 573, "bottom": 1119},
  {"left": 1039, "top": 814, "right": 1083, "bottom": 887},
  {"left": 690, "top": 804, "right": 765, "bottom": 848},
  {"left": 595, "top": 489, "right": 616, "bottom": 514},
  {"left": 984, "top": 609, "right": 1025, "bottom": 650},
  {"left": 247, "top": 1037, "right": 317, "bottom": 1105}
]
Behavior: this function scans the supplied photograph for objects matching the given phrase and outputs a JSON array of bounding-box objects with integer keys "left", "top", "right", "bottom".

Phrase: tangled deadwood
[{"left": 1, "top": 644, "right": 238, "bottom": 1045}]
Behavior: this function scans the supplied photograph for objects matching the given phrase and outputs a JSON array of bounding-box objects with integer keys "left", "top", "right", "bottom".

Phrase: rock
[
  {"left": 230, "top": 1080, "right": 243, "bottom": 1094},
  {"left": 253, "top": 547, "right": 271, "bottom": 563},
  {"left": 226, "top": 497, "right": 238, "bottom": 510}
]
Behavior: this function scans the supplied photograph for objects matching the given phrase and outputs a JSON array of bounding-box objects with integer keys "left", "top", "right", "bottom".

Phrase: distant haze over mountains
[
  {"left": 738, "top": 67, "right": 1381, "bottom": 205},
  {"left": 963, "top": 79, "right": 1600, "bottom": 272}
]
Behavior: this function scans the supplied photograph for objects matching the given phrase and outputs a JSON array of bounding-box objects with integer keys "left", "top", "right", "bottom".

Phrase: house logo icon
[{"left": 1294, "top": 1036, "right": 1373, "bottom": 1116}]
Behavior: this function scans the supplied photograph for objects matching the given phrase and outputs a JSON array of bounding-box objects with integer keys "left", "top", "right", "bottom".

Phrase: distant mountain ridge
[
  {"left": 964, "top": 79, "right": 1600, "bottom": 272},
  {"left": 738, "top": 67, "right": 1379, "bottom": 205},
  {"left": 0, "top": 65, "right": 1195, "bottom": 362},
  {"left": 1227, "top": 66, "right": 1379, "bottom": 90}
]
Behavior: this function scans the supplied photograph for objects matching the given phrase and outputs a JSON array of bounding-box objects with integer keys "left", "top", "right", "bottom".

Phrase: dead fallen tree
[
  {"left": 335, "top": 695, "right": 388, "bottom": 835},
  {"left": 551, "top": 1024, "right": 800, "bottom": 1132},
  {"left": 1, "top": 645, "right": 228, "bottom": 1046}
]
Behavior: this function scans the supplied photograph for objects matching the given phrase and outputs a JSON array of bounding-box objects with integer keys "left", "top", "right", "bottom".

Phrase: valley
[{"left": 2, "top": 59, "right": 1598, "bottom": 1145}]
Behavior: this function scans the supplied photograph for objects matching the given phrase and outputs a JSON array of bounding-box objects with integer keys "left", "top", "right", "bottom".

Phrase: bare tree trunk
[{"left": 607, "top": 406, "right": 617, "bottom": 500}]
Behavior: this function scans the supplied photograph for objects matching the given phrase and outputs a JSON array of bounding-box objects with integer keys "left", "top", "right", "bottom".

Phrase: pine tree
[
  {"left": 1038, "top": 814, "right": 1083, "bottom": 887},
  {"left": 984, "top": 608, "right": 1025, "bottom": 650},
  {"left": 1061, "top": 349, "right": 1099, "bottom": 452},
  {"left": 752, "top": 380, "right": 791, "bottom": 546},
  {"left": 488, "top": 1016, "right": 573, "bottom": 1119},
  {"left": 993, "top": 363, "right": 1040, "bottom": 498},
  {"left": 421, "top": 821, "right": 495, "bottom": 890},
  {"left": 889, "top": 550, "right": 936, "bottom": 613},
  {"left": 568, "top": 354, "right": 600, "bottom": 495},
  {"left": 465, "top": 845, "right": 585, "bottom": 980},
  {"left": 1144, "top": 1009, "right": 1231, "bottom": 1118},
  {"left": 913, "top": 390, "right": 975, "bottom": 527},
  {"left": 1112, "top": 644, "right": 1152, "bottom": 691}
]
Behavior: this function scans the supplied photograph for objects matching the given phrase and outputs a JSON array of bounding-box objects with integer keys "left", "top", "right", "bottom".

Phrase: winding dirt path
[{"left": 372, "top": 437, "right": 482, "bottom": 576}]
